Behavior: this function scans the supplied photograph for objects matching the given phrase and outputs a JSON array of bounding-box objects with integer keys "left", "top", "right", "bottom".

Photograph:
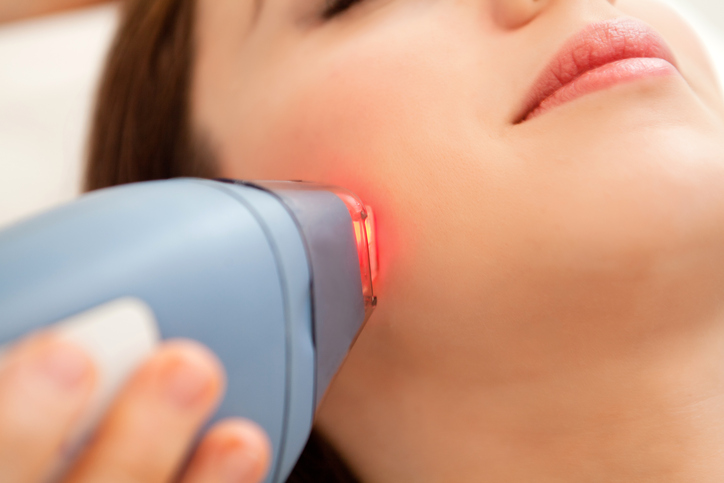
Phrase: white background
[
  {"left": 0, "top": 0, "right": 722, "bottom": 229},
  {"left": 0, "top": 4, "right": 118, "bottom": 228}
]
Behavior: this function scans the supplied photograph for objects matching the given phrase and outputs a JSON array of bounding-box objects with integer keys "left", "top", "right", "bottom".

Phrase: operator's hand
[{"left": 0, "top": 333, "right": 271, "bottom": 483}]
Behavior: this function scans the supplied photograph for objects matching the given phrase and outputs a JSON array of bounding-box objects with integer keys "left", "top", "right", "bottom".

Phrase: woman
[{"left": 4, "top": 0, "right": 724, "bottom": 481}]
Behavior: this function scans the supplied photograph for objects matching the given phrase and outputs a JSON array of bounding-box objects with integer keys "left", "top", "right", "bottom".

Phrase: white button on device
[{"left": 0, "top": 298, "right": 161, "bottom": 477}]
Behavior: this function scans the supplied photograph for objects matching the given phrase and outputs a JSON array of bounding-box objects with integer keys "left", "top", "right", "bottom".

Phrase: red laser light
[
  {"left": 247, "top": 180, "right": 378, "bottom": 319},
  {"left": 328, "top": 190, "right": 377, "bottom": 317}
]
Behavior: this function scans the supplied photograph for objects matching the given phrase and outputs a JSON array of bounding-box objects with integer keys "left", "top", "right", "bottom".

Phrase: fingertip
[
  {"left": 149, "top": 339, "right": 227, "bottom": 410},
  {"left": 36, "top": 337, "right": 96, "bottom": 392},
  {"left": 1, "top": 333, "right": 96, "bottom": 395},
  {"left": 192, "top": 419, "right": 271, "bottom": 483},
  {"left": 162, "top": 339, "right": 226, "bottom": 385},
  {"left": 221, "top": 419, "right": 272, "bottom": 471}
]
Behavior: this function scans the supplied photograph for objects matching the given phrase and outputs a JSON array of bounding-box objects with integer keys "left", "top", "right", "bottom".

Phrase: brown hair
[
  {"left": 86, "top": 0, "right": 360, "bottom": 481},
  {"left": 85, "top": 0, "right": 214, "bottom": 191}
]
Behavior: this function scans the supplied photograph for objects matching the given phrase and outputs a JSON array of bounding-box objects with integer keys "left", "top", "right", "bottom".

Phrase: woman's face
[{"left": 192, "top": 0, "right": 724, "bottom": 413}]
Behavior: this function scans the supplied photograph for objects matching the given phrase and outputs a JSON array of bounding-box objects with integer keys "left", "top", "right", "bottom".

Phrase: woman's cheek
[{"left": 260, "top": 69, "right": 437, "bottom": 295}]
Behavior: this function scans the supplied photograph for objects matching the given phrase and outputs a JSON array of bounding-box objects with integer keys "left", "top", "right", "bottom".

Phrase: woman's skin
[
  {"left": 191, "top": 0, "right": 724, "bottom": 481},
  {"left": 0, "top": 0, "right": 111, "bottom": 24},
  {"left": 1, "top": 0, "right": 724, "bottom": 481}
]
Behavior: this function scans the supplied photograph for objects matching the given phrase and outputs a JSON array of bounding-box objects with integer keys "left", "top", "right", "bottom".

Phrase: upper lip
[{"left": 515, "top": 18, "right": 678, "bottom": 123}]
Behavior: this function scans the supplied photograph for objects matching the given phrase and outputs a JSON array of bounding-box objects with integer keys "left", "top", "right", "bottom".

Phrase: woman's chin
[
  {"left": 553, "top": 138, "right": 724, "bottom": 263},
  {"left": 505, "top": 72, "right": 724, "bottom": 296}
]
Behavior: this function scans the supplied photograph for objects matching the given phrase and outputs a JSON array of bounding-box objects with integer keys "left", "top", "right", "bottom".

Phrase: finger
[
  {"left": 65, "top": 340, "right": 224, "bottom": 483},
  {"left": 180, "top": 419, "right": 271, "bottom": 483},
  {"left": 0, "top": 334, "right": 95, "bottom": 482}
]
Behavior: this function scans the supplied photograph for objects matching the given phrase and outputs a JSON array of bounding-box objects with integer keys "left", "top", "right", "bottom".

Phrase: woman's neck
[{"left": 317, "top": 305, "right": 724, "bottom": 482}]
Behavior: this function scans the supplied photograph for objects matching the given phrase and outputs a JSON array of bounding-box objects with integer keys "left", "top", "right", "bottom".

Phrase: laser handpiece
[{"left": 0, "top": 178, "right": 377, "bottom": 483}]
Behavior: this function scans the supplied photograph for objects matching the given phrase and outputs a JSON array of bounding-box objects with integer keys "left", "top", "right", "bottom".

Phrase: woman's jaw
[{"left": 191, "top": 0, "right": 724, "bottom": 480}]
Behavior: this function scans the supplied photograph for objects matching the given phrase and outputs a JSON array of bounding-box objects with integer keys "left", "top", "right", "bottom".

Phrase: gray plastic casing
[{"left": 0, "top": 178, "right": 367, "bottom": 483}]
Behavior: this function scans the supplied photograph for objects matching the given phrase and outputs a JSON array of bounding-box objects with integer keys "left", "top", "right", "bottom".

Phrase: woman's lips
[{"left": 517, "top": 18, "right": 679, "bottom": 123}]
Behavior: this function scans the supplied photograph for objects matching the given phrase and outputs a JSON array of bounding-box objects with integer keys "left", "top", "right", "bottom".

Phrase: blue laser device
[{"left": 0, "top": 178, "right": 378, "bottom": 483}]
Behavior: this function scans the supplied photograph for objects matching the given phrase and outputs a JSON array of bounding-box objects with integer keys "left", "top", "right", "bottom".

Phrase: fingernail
[
  {"left": 36, "top": 341, "right": 92, "bottom": 390},
  {"left": 219, "top": 439, "right": 262, "bottom": 483},
  {"left": 158, "top": 350, "right": 214, "bottom": 409}
]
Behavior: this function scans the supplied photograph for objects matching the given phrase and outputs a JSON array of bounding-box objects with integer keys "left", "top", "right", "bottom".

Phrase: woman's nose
[
  {"left": 490, "top": 0, "right": 617, "bottom": 29},
  {"left": 490, "top": 0, "right": 553, "bottom": 29}
]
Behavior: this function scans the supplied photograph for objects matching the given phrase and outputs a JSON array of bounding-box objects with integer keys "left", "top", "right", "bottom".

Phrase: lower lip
[{"left": 525, "top": 57, "right": 677, "bottom": 121}]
